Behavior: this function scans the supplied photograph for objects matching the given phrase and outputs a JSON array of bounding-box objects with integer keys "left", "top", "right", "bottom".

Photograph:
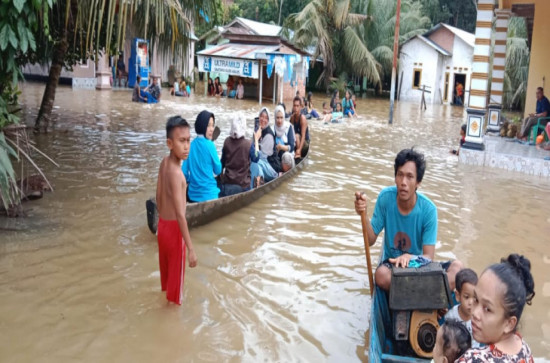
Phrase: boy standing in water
[{"left": 156, "top": 116, "right": 198, "bottom": 305}]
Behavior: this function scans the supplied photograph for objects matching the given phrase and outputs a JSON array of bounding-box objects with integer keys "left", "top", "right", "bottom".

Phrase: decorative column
[
  {"left": 96, "top": 52, "right": 112, "bottom": 90},
  {"left": 463, "top": 0, "right": 495, "bottom": 150},
  {"left": 487, "top": 9, "right": 512, "bottom": 132}
]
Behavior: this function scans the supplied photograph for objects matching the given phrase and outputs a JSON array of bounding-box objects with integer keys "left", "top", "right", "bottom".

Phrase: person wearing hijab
[
  {"left": 250, "top": 108, "right": 279, "bottom": 188},
  {"left": 220, "top": 113, "right": 252, "bottom": 197},
  {"left": 274, "top": 105, "right": 295, "bottom": 171},
  {"left": 181, "top": 110, "right": 222, "bottom": 202}
]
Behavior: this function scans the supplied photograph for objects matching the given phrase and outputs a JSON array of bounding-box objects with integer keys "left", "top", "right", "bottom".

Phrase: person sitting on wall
[
  {"left": 132, "top": 75, "right": 147, "bottom": 103},
  {"left": 236, "top": 78, "right": 244, "bottom": 99},
  {"left": 518, "top": 87, "right": 550, "bottom": 140}
]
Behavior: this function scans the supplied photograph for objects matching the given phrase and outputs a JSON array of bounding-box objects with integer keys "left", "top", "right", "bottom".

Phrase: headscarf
[
  {"left": 274, "top": 105, "right": 290, "bottom": 138},
  {"left": 230, "top": 112, "right": 246, "bottom": 139},
  {"left": 195, "top": 110, "right": 214, "bottom": 136},
  {"left": 258, "top": 107, "right": 270, "bottom": 129}
]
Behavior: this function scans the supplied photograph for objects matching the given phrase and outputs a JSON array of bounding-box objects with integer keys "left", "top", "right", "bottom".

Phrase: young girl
[
  {"left": 331, "top": 103, "right": 344, "bottom": 123},
  {"left": 330, "top": 90, "right": 339, "bottom": 111},
  {"left": 342, "top": 89, "right": 356, "bottom": 118},
  {"left": 433, "top": 319, "right": 472, "bottom": 363},
  {"left": 457, "top": 254, "right": 535, "bottom": 362},
  {"left": 207, "top": 78, "right": 215, "bottom": 96},
  {"left": 181, "top": 110, "right": 222, "bottom": 202}
]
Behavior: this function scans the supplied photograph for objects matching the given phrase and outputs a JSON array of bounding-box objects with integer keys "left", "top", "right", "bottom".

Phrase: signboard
[{"left": 197, "top": 55, "right": 259, "bottom": 79}]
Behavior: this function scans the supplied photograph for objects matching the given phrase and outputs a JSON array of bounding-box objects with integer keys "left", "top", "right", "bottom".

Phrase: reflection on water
[{"left": 1, "top": 83, "right": 549, "bottom": 361}]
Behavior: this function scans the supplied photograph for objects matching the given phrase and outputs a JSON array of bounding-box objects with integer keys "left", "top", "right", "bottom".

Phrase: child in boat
[
  {"left": 181, "top": 110, "right": 222, "bottom": 202},
  {"left": 445, "top": 268, "right": 481, "bottom": 348},
  {"left": 433, "top": 319, "right": 471, "bottom": 363},
  {"left": 451, "top": 124, "right": 467, "bottom": 155},
  {"left": 456, "top": 254, "right": 535, "bottom": 362},
  {"left": 155, "top": 116, "right": 198, "bottom": 305}
]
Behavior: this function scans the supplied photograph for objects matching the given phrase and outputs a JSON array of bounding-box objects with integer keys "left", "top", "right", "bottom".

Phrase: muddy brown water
[{"left": 1, "top": 83, "right": 549, "bottom": 362}]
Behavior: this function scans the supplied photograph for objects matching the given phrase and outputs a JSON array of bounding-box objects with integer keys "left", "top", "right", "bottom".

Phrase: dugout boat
[
  {"left": 146, "top": 149, "right": 309, "bottom": 233},
  {"left": 368, "top": 261, "right": 453, "bottom": 362}
]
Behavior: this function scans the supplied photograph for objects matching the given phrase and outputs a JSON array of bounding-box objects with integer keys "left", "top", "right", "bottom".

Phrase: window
[{"left": 413, "top": 69, "right": 422, "bottom": 89}]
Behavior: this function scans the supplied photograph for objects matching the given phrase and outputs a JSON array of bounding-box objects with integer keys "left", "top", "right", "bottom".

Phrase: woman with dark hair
[
  {"left": 214, "top": 77, "right": 223, "bottom": 96},
  {"left": 457, "top": 254, "right": 535, "bottom": 362},
  {"left": 306, "top": 92, "right": 320, "bottom": 119},
  {"left": 207, "top": 78, "right": 215, "bottom": 96},
  {"left": 330, "top": 90, "right": 340, "bottom": 111},
  {"left": 181, "top": 110, "right": 222, "bottom": 202},
  {"left": 342, "top": 89, "right": 356, "bottom": 117},
  {"left": 250, "top": 108, "right": 279, "bottom": 187}
]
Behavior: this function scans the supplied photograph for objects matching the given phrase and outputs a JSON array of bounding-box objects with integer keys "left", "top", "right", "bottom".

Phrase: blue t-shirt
[
  {"left": 536, "top": 96, "right": 550, "bottom": 116},
  {"left": 181, "top": 136, "right": 222, "bottom": 202},
  {"left": 371, "top": 186, "right": 438, "bottom": 259}
]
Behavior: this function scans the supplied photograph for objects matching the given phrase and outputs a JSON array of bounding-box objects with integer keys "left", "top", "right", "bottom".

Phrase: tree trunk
[{"left": 34, "top": 32, "right": 68, "bottom": 132}]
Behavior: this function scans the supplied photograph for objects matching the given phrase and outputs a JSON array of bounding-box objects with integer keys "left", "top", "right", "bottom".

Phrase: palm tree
[
  {"left": 34, "top": 0, "right": 215, "bottom": 132},
  {"left": 358, "top": 0, "right": 430, "bottom": 89},
  {"left": 502, "top": 16, "right": 529, "bottom": 111},
  {"left": 285, "top": 0, "right": 430, "bottom": 90},
  {"left": 284, "top": 0, "right": 372, "bottom": 87}
]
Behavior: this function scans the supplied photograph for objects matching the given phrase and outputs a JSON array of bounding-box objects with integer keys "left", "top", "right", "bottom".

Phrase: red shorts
[{"left": 157, "top": 218, "right": 186, "bottom": 305}]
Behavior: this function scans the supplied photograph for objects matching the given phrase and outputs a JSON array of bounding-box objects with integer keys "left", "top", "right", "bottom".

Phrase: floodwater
[{"left": 1, "top": 83, "right": 549, "bottom": 362}]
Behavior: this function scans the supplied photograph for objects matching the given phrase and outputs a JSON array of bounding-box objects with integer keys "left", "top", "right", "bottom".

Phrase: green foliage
[
  {"left": 0, "top": 1, "right": 51, "bottom": 208},
  {"left": 286, "top": 0, "right": 430, "bottom": 90},
  {"left": 415, "top": 0, "right": 477, "bottom": 32},
  {"left": 0, "top": 131, "right": 19, "bottom": 211},
  {"left": 503, "top": 17, "right": 529, "bottom": 111}
]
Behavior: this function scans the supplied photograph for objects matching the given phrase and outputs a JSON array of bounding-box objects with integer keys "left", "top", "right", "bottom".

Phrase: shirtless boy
[{"left": 156, "top": 116, "right": 198, "bottom": 305}]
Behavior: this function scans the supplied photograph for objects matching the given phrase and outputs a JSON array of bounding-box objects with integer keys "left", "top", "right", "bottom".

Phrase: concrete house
[{"left": 399, "top": 23, "right": 475, "bottom": 106}]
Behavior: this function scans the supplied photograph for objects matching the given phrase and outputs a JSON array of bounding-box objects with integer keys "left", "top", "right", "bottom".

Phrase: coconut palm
[
  {"left": 502, "top": 16, "right": 529, "bottom": 111},
  {"left": 284, "top": 0, "right": 372, "bottom": 87},
  {"left": 285, "top": 0, "right": 430, "bottom": 90},
  {"left": 34, "top": 0, "right": 216, "bottom": 131},
  {"left": 358, "top": 0, "right": 430, "bottom": 88}
]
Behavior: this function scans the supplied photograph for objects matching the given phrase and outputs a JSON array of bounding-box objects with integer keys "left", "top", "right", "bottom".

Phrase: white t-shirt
[{"left": 445, "top": 305, "right": 481, "bottom": 348}]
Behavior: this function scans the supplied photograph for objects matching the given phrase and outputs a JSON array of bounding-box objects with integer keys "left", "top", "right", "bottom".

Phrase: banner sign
[{"left": 198, "top": 55, "right": 259, "bottom": 79}]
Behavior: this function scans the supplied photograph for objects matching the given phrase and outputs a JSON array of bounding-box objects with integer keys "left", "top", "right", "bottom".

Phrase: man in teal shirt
[{"left": 355, "top": 148, "right": 462, "bottom": 291}]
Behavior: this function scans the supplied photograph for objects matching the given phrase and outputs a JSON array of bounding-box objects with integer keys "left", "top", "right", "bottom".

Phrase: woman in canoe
[
  {"left": 220, "top": 113, "right": 252, "bottom": 197},
  {"left": 274, "top": 105, "right": 295, "bottom": 172},
  {"left": 181, "top": 110, "right": 222, "bottom": 202},
  {"left": 250, "top": 107, "right": 279, "bottom": 188},
  {"left": 457, "top": 254, "right": 535, "bottom": 362}
]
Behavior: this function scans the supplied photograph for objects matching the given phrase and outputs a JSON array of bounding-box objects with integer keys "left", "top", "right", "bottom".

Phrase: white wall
[
  {"left": 444, "top": 37, "right": 474, "bottom": 105},
  {"left": 399, "top": 38, "right": 441, "bottom": 104}
]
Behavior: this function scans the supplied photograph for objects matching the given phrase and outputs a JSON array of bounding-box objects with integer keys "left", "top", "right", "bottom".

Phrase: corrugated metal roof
[
  {"left": 235, "top": 17, "right": 282, "bottom": 37},
  {"left": 197, "top": 43, "right": 281, "bottom": 60}
]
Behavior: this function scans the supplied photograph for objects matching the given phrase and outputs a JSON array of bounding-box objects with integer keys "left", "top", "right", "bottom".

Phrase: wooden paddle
[{"left": 357, "top": 192, "right": 375, "bottom": 296}]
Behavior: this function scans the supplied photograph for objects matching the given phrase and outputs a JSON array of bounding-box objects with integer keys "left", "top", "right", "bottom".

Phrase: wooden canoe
[{"left": 146, "top": 149, "right": 309, "bottom": 233}]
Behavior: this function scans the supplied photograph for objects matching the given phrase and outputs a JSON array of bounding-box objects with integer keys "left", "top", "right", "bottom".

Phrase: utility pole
[{"left": 389, "top": 0, "right": 402, "bottom": 124}]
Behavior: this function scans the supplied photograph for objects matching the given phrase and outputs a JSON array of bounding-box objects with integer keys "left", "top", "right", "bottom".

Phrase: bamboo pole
[{"left": 389, "top": 0, "right": 402, "bottom": 125}]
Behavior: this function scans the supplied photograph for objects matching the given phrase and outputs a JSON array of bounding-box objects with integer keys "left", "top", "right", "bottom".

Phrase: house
[
  {"left": 197, "top": 17, "right": 310, "bottom": 104},
  {"left": 398, "top": 23, "right": 475, "bottom": 106}
]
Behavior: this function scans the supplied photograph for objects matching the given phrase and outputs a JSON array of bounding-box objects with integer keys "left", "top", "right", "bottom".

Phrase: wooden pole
[
  {"left": 388, "top": 0, "right": 402, "bottom": 124},
  {"left": 357, "top": 194, "right": 375, "bottom": 296}
]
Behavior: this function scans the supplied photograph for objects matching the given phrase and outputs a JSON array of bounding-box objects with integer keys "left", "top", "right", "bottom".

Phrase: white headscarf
[
  {"left": 230, "top": 112, "right": 246, "bottom": 139},
  {"left": 274, "top": 105, "right": 290, "bottom": 138}
]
